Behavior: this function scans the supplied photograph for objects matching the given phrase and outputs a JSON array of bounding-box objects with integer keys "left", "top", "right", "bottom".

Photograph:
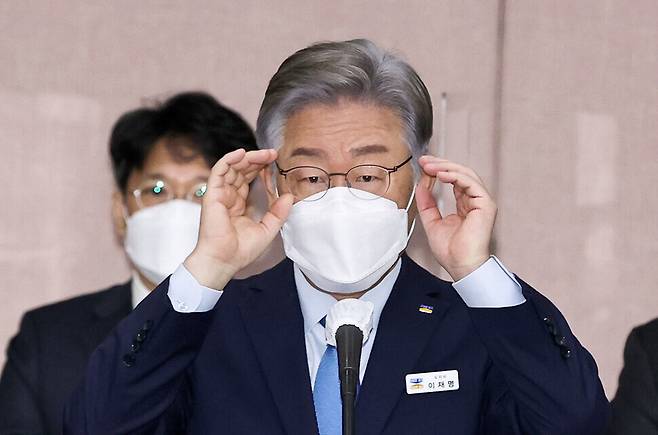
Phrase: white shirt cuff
[
  {"left": 452, "top": 256, "right": 525, "bottom": 308},
  {"left": 167, "top": 264, "right": 223, "bottom": 313}
]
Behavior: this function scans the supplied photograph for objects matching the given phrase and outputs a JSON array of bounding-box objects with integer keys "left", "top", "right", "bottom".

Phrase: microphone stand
[{"left": 335, "top": 325, "right": 363, "bottom": 435}]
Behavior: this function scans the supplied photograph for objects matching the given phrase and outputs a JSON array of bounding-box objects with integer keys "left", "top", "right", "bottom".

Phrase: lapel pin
[{"left": 418, "top": 304, "right": 433, "bottom": 314}]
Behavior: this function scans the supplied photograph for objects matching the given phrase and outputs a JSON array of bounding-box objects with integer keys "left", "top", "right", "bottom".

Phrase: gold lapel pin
[{"left": 418, "top": 304, "right": 433, "bottom": 314}]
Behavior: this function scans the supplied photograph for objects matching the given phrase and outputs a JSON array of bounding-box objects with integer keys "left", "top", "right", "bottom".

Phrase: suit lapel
[
  {"left": 356, "top": 256, "right": 453, "bottom": 434},
  {"left": 85, "top": 282, "right": 132, "bottom": 353},
  {"left": 238, "top": 260, "right": 319, "bottom": 435}
]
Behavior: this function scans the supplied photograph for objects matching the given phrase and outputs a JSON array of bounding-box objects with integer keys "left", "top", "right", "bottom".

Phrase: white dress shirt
[
  {"left": 167, "top": 255, "right": 524, "bottom": 388},
  {"left": 131, "top": 272, "right": 151, "bottom": 309},
  {"left": 298, "top": 260, "right": 401, "bottom": 387}
]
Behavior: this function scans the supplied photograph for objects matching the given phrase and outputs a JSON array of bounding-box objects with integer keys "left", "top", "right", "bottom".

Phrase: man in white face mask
[
  {"left": 0, "top": 91, "right": 257, "bottom": 435},
  {"left": 67, "top": 41, "right": 609, "bottom": 434}
]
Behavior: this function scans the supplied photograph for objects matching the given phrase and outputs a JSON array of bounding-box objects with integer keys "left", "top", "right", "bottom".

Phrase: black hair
[{"left": 109, "top": 91, "right": 257, "bottom": 192}]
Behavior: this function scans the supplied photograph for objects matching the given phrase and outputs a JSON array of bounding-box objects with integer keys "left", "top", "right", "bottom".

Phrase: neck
[
  {"left": 134, "top": 269, "right": 157, "bottom": 292},
  {"left": 300, "top": 255, "right": 401, "bottom": 300}
]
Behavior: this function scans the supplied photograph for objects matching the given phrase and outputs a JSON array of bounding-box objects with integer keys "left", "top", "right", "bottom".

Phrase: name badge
[{"left": 405, "top": 370, "right": 459, "bottom": 395}]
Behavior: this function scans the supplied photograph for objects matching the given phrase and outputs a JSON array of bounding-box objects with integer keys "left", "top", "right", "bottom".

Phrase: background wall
[{"left": 0, "top": 0, "right": 656, "bottom": 398}]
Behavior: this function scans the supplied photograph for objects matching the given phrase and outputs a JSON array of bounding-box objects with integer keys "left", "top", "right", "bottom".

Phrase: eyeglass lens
[
  {"left": 134, "top": 180, "right": 207, "bottom": 208},
  {"left": 285, "top": 165, "right": 390, "bottom": 201}
]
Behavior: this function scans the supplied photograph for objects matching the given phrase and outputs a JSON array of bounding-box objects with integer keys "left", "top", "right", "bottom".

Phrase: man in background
[
  {"left": 607, "top": 318, "right": 658, "bottom": 434},
  {"left": 0, "top": 91, "right": 257, "bottom": 434}
]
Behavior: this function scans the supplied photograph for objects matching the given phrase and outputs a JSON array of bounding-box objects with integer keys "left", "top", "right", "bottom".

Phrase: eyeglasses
[
  {"left": 276, "top": 155, "right": 412, "bottom": 201},
  {"left": 131, "top": 179, "right": 207, "bottom": 209}
]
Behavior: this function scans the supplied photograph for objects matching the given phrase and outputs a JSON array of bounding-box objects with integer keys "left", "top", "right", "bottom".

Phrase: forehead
[
  {"left": 127, "top": 138, "right": 211, "bottom": 188},
  {"left": 142, "top": 138, "right": 207, "bottom": 169},
  {"left": 279, "top": 100, "right": 408, "bottom": 163}
]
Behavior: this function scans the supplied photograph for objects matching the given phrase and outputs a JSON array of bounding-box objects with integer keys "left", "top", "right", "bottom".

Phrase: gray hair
[{"left": 255, "top": 39, "right": 433, "bottom": 172}]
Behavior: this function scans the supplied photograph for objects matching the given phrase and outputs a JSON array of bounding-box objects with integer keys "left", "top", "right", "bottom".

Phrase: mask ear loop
[
  {"left": 404, "top": 184, "right": 417, "bottom": 212},
  {"left": 121, "top": 204, "right": 131, "bottom": 223},
  {"left": 270, "top": 163, "right": 281, "bottom": 199},
  {"left": 404, "top": 184, "right": 418, "bottom": 245}
]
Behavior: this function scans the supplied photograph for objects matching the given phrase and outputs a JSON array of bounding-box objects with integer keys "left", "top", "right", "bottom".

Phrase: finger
[
  {"left": 242, "top": 167, "right": 265, "bottom": 184},
  {"left": 206, "top": 151, "right": 247, "bottom": 193},
  {"left": 245, "top": 149, "right": 278, "bottom": 165},
  {"left": 227, "top": 150, "right": 277, "bottom": 185},
  {"left": 213, "top": 183, "right": 238, "bottom": 206},
  {"left": 418, "top": 155, "right": 451, "bottom": 170},
  {"left": 227, "top": 169, "right": 247, "bottom": 190},
  {"left": 259, "top": 193, "right": 294, "bottom": 239},
  {"left": 227, "top": 149, "right": 277, "bottom": 175},
  {"left": 209, "top": 148, "right": 271, "bottom": 180},
  {"left": 222, "top": 166, "right": 239, "bottom": 186},
  {"left": 420, "top": 159, "right": 484, "bottom": 183},
  {"left": 426, "top": 162, "right": 482, "bottom": 184},
  {"left": 208, "top": 149, "right": 272, "bottom": 192},
  {"left": 452, "top": 185, "right": 489, "bottom": 216},
  {"left": 418, "top": 155, "right": 448, "bottom": 164},
  {"left": 237, "top": 181, "right": 250, "bottom": 200},
  {"left": 435, "top": 171, "right": 490, "bottom": 200},
  {"left": 211, "top": 148, "right": 247, "bottom": 177},
  {"left": 415, "top": 175, "right": 443, "bottom": 226},
  {"left": 222, "top": 165, "right": 268, "bottom": 193}
]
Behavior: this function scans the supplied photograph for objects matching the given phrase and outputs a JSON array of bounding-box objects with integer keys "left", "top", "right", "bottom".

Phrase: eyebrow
[
  {"left": 289, "top": 147, "right": 327, "bottom": 158},
  {"left": 349, "top": 144, "right": 390, "bottom": 157},
  {"left": 143, "top": 173, "right": 208, "bottom": 183},
  {"left": 288, "top": 144, "right": 390, "bottom": 158}
]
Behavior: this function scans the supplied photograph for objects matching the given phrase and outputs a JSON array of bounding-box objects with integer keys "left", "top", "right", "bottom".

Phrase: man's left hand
[{"left": 415, "top": 156, "right": 497, "bottom": 281}]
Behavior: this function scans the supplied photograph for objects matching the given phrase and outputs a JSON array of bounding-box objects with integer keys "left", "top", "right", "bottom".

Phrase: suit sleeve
[
  {"left": 470, "top": 277, "right": 610, "bottom": 434},
  {"left": 63, "top": 277, "right": 218, "bottom": 434},
  {"left": 606, "top": 326, "right": 658, "bottom": 434}
]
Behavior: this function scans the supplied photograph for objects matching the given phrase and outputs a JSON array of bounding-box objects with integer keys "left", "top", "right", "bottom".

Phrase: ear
[
  {"left": 259, "top": 167, "right": 278, "bottom": 207},
  {"left": 111, "top": 191, "right": 127, "bottom": 242}
]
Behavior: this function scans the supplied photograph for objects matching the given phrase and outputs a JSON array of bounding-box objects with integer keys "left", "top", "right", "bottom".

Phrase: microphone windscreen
[{"left": 325, "top": 298, "right": 374, "bottom": 347}]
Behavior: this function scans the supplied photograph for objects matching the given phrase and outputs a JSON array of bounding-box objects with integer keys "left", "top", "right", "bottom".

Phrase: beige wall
[
  {"left": 495, "top": 0, "right": 658, "bottom": 397},
  {"left": 0, "top": 0, "right": 656, "bottom": 398}
]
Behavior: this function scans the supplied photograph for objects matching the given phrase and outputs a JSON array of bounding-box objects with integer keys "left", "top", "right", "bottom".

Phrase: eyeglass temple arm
[{"left": 390, "top": 155, "right": 413, "bottom": 172}]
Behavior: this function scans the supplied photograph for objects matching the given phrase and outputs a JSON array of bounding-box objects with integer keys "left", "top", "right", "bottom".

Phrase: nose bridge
[
  {"left": 171, "top": 183, "right": 192, "bottom": 200},
  {"left": 328, "top": 172, "right": 349, "bottom": 188}
]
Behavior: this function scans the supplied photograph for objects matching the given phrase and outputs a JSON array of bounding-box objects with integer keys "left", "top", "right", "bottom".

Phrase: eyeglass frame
[
  {"left": 275, "top": 155, "right": 413, "bottom": 201},
  {"left": 131, "top": 179, "right": 207, "bottom": 209}
]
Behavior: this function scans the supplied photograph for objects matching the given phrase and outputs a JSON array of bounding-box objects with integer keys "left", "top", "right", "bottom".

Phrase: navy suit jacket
[
  {"left": 0, "top": 283, "right": 189, "bottom": 435},
  {"left": 65, "top": 256, "right": 609, "bottom": 434},
  {"left": 607, "top": 318, "right": 658, "bottom": 434},
  {"left": 0, "top": 283, "right": 132, "bottom": 434}
]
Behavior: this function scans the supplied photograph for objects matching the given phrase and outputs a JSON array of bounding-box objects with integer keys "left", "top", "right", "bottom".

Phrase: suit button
[
  {"left": 131, "top": 341, "right": 141, "bottom": 353},
  {"left": 135, "top": 331, "right": 147, "bottom": 343},
  {"left": 142, "top": 320, "right": 153, "bottom": 331},
  {"left": 560, "top": 347, "right": 572, "bottom": 359},
  {"left": 554, "top": 335, "right": 567, "bottom": 346},
  {"left": 122, "top": 353, "right": 136, "bottom": 367}
]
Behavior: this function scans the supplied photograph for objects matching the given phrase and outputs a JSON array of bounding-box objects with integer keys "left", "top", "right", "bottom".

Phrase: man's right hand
[{"left": 184, "top": 148, "right": 294, "bottom": 290}]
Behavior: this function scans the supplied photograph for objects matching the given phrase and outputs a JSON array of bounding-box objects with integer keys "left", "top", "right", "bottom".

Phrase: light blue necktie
[{"left": 314, "top": 318, "right": 342, "bottom": 435}]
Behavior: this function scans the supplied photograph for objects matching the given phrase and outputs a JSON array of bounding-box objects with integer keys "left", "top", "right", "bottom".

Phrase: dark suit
[
  {"left": 608, "top": 318, "right": 658, "bottom": 434},
  {"left": 65, "top": 256, "right": 610, "bottom": 434},
  {"left": 0, "top": 283, "right": 132, "bottom": 434}
]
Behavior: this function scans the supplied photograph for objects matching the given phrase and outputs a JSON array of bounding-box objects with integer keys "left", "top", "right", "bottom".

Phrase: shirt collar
[
  {"left": 131, "top": 271, "right": 151, "bottom": 309},
  {"left": 294, "top": 258, "right": 402, "bottom": 336}
]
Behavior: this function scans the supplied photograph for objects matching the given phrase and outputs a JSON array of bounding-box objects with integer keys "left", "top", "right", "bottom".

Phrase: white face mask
[
  {"left": 124, "top": 199, "right": 201, "bottom": 285},
  {"left": 281, "top": 186, "right": 416, "bottom": 294}
]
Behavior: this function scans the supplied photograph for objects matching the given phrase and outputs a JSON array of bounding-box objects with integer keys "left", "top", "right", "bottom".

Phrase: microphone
[{"left": 325, "top": 299, "right": 374, "bottom": 435}]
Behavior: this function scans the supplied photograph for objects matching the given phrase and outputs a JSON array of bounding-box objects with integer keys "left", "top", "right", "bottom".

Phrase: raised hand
[
  {"left": 415, "top": 156, "right": 497, "bottom": 281},
  {"left": 184, "top": 148, "right": 293, "bottom": 289}
]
